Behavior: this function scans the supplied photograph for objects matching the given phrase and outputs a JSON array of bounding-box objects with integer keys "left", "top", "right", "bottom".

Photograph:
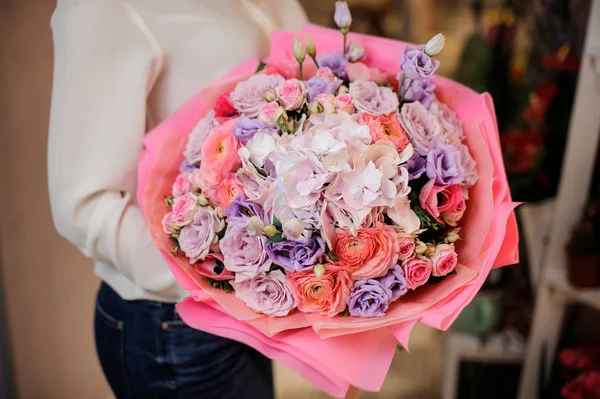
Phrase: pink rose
[
  {"left": 199, "top": 119, "right": 242, "bottom": 188},
  {"left": 316, "top": 93, "right": 336, "bottom": 114},
  {"left": 316, "top": 67, "right": 336, "bottom": 81},
  {"left": 170, "top": 193, "right": 199, "bottom": 226},
  {"left": 349, "top": 80, "right": 399, "bottom": 116},
  {"left": 277, "top": 79, "right": 306, "bottom": 110},
  {"left": 259, "top": 61, "right": 299, "bottom": 80},
  {"left": 178, "top": 207, "right": 224, "bottom": 263},
  {"left": 419, "top": 179, "right": 463, "bottom": 223},
  {"left": 441, "top": 194, "right": 466, "bottom": 226},
  {"left": 402, "top": 257, "right": 432, "bottom": 289},
  {"left": 230, "top": 73, "right": 284, "bottom": 118},
  {"left": 162, "top": 212, "right": 178, "bottom": 234},
  {"left": 258, "top": 102, "right": 284, "bottom": 124},
  {"left": 398, "top": 236, "right": 415, "bottom": 260},
  {"left": 336, "top": 94, "right": 355, "bottom": 113},
  {"left": 429, "top": 243, "right": 458, "bottom": 277},
  {"left": 347, "top": 62, "right": 389, "bottom": 84},
  {"left": 213, "top": 173, "right": 243, "bottom": 208},
  {"left": 172, "top": 173, "right": 193, "bottom": 197},
  {"left": 233, "top": 270, "right": 297, "bottom": 317}
]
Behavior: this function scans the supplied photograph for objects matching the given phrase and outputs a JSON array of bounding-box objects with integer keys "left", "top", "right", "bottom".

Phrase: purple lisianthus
[
  {"left": 305, "top": 77, "right": 342, "bottom": 103},
  {"left": 265, "top": 240, "right": 296, "bottom": 271},
  {"left": 349, "top": 80, "right": 399, "bottom": 116},
  {"left": 400, "top": 45, "right": 440, "bottom": 80},
  {"left": 234, "top": 116, "right": 279, "bottom": 144},
  {"left": 377, "top": 265, "right": 408, "bottom": 301},
  {"left": 426, "top": 138, "right": 465, "bottom": 186},
  {"left": 291, "top": 234, "right": 326, "bottom": 271},
  {"left": 398, "top": 74, "right": 436, "bottom": 109},
  {"left": 317, "top": 52, "right": 347, "bottom": 79},
  {"left": 399, "top": 101, "right": 442, "bottom": 156},
  {"left": 178, "top": 207, "right": 224, "bottom": 263},
  {"left": 232, "top": 270, "right": 296, "bottom": 317},
  {"left": 225, "top": 195, "right": 264, "bottom": 224},
  {"left": 347, "top": 279, "right": 393, "bottom": 317},
  {"left": 406, "top": 153, "right": 426, "bottom": 179},
  {"left": 219, "top": 223, "right": 271, "bottom": 282},
  {"left": 179, "top": 159, "right": 199, "bottom": 173}
]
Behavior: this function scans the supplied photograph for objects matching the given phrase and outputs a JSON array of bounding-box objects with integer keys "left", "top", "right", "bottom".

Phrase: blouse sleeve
[{"left": 48, "top": 0, "right": 178, "bottom": 295}]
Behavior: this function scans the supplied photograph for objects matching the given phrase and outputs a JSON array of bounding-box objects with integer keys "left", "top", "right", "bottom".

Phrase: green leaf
[
  {"left": 255, "top": 61, "right": 267, "bottom": 73},
  {"left": 216, "top": 225, "right": 227, "bottom": 240},
  {"left": 325, "top": 247, "right": 339, "bottom": 261},
  {"left": 265, "top": 232, "right": 284, "bottom": 245},
  {"left": 205, "top": 278, "right": 234, "bottom": 293},
  {"left": 272, "top": 216, "right": 282, "bottom": 229}
]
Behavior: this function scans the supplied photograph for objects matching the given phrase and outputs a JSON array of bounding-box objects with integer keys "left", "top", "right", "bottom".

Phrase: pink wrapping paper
[{"left": 137, "top": 24, "right": 519, "bottom": 398}]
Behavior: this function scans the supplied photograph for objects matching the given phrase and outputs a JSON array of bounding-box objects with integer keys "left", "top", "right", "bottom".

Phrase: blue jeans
[{"left": 94, "top": 283, "right": 274, "bottom": 399}]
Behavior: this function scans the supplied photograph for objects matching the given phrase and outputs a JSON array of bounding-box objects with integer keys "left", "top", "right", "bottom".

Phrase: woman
[{"left": 47, "top": 1, "right": 306, "bottom": 397}]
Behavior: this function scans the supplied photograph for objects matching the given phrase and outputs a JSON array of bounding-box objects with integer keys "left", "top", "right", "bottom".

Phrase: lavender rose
[
  {"left": 233, "top": 116, "right": 279, "bottom": 144},
  {"left": 317, "top": 52, "right": 347, "bottom": 79},
  {"left": 230, "top": 74, "right": 285, "bottom": 118},
  {"left": 398, "top": 74, "right": 436, "bottom": 109},
  {"left": 219, "top": 223, "right": 272, "bottom": 282},
  {"left": 347, "top": 279, "right": 393, "bottom": 317},
  {"left": 184, "top": 110, "right": 218, "bottom": 165},
  {"left": 430, "top": 101, "right": 463, "bottom": 145},
  {"left": 225, "top": 195, "right": 265, "bottom": 224},
  {"left": 426, "top": 138, "right": 465, "bottom": 186},
  {"left": 305, "top": 76, "right": 342, "bottom": 103},
  {"left": 232, "top": 270, "right": 296, "bottom": 317},
  {"left": 400, "top": 45, "right": 440, "bottom": 80},
  {"left": 399, "top": 101, "right": 442, "bottom": 156},
  {"left": 178, "top": 207, "right": 224, "bottom": 263},
  {"left": 458, "top": 144, "right": 478, "bottom": 187},
  {"left": 406, "top": 153, "right": 426, "bottom": 179},
  {"left": 377, "top": 265, "right": 408, "bottom": 301},
  {"left": 349, "top": 80, "right": 399, "bottom": 116}
]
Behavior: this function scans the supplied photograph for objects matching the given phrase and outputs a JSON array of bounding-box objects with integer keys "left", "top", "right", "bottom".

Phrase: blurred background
[{"left": 1, "top": 0, "right": 599, "bottom": 398}]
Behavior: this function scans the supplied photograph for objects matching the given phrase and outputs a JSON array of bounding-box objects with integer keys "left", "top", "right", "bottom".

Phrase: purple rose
[
  {"left": 425, "top": 138, "right": 465, "bottom": 186},
  {"left": 398, "top": 74, "right": 436, "bottom": 109},
  {"left": 377, "top": 265, "right": 408, "bottom": 301},
  {"left": 347, "top": 279, "right": 393, "bottom": 317},
  {"left": 232, "top": 270, "right": 296, "bottom": 317},
  {"left": 184, "top": 110, "right": 218, "bottom": 165},
  {"left": 230, "top": 74, "right": 285, "bottom": 118},
  {"left": 233, "top": 116, "right": 279, "bottom": 144},
  {"left": 225, "top": 195, "right": 264, "bottom": 224},
  {"left": 406, "top": 153, "right": 426, "bottom": 179},
  {"left": 265, "top": 240, "right": 296, "bottom": 271},
  {"left": 317, "top": 52, "right": 347, "bottom": 79},
  {"left": 399, "top": 101, "right": 442, "bottom": 156},
  {"left": 178, "top": 207, "right": 224, "bottom": 263},
  {"left": 430, "top": 101, "right": 464, "bottom": 145},
  {"left": 179, "top": 159, "right": 199, "bottom": 173},
  {"left": 219, "top": 223, "right": 272, "bottom": 282},
  {"left": 400, "top": 45, "right": 440, "bottom": 80},
  {"left": 349, "top": 80, "right": 399, "bottom": 116},
  {"left": 305, "top": 77, "right": 342, "bottom": 103}
]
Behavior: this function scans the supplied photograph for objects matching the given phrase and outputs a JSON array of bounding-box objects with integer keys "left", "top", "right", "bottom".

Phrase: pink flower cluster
[{"left": 161, "top": 27, "right": 477, "bottom": 319}]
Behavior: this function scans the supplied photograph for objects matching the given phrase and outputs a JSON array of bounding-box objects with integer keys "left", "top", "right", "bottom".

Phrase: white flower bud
[
  {"left": 424, "top": 33, "right": 445, "bottom": 56},
  {"left": 415, "top": 240, "right": 427, "bottom": 255},
  {"left": 347, "top": 42, "right": 365, "bottom": 62},
  {"left": 246, "top": 216, "right": 265, "bottom": 237},
  {"left": 445, "top": 229, "right": 461, "bottom": 244},
  {"left": 263, "top": 225, "right": 277, "bottom": 237},
  {"left": 196, "top": 195, "right": 209, "bottom": 207},
  {"left": 424, "top": 243, "right": 436, "bottom": 256},
  {"left": 294, "top": 36, "right": 306, "bottom": 63},
  {"left": 282, "top": 218, "right": 304, "bottom": 241},
  {"left": 307, "top": 100, "right": 323, "bottom": 114},
  {"left": 264, "top": 89, "right": 277, "bottom": 102},
  {"left": 305, "top": 33, "right": 316, "bottom": 58},
  {"left": 334, "top": 1, "right": 352, "bottom": 31},
  {"left": 215, "top": 207, "right": 225, "bottom": 219},
  {"left": 314, "top": 263, "right": 325, "bottom": 277}
]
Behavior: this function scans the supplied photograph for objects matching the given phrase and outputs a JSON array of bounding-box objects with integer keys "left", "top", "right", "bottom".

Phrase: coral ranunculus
[
  {"left": 213, "top": 172, "right": 244, "bottom": 208},
  {"left": 332, "top": 225, "right": 400, "bottom": 280},
  {"left": 199, "top": 119, "right": 242, "bottom": 188},
  {"left": 361, "top": 113, "right": 410, "bottom": 151},
  {"left": 287, "top": 264, "right": 352, "bottom": 317}
]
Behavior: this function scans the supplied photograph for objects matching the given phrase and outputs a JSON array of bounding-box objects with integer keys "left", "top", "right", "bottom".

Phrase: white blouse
[{"left": 48, "top": 0, "right": 307, "bottom": 302}]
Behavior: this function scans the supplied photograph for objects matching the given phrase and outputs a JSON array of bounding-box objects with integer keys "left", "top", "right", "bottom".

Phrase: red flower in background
[
  {"left": 213, "top": 92, "right": 238, "bottom": 118},
  {"left": 561, "top": 348, "right": 597, "bottom": 371}
]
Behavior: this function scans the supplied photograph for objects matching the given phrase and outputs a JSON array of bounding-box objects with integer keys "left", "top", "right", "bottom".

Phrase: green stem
[
  {"left": 399, "top": 78, "right": 414, "bottom": 104},
  {"left": 310, "top": 55, "right": 320, "bottom": 69},
  {"left": 343, "top": 32, "right": 347, "bottom": 56},
  {"left": 298, "top": 60, "right": 303, "bottom": 80}
]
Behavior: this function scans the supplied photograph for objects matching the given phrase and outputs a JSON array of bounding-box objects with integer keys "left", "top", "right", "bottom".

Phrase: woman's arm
[{"left": 48, "top": 0, "right": 178, "bottom": 296}]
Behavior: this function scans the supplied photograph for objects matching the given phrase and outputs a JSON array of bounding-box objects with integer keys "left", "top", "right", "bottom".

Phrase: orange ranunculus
[
  {"left": 360, "top": 113, "right": 410, "bottom": 151},
  {"left": 332, "top": 225, "right": 400, "bottom": 280},
  {"left": 213, "top": 172, "right": 243, "bottom": 208},
  {"left": 199, "top": 118, "right": 241, "bottom": 188},
  {"left": 286, "top": 264, "right": 352, "bottom": 317}
]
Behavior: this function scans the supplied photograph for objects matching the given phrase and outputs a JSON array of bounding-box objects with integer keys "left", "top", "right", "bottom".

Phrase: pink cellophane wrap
[{"left": 137, "top": 24, "right": 519, "bottom": 398}]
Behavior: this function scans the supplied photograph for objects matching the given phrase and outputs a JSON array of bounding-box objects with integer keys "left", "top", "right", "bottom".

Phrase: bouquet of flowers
[{"left": 139, "top": 3, "right": 519, "bottom": 397}]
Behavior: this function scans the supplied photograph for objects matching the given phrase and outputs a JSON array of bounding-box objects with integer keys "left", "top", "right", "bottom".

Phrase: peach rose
[
  {"left": 277, "top": 79, "right": 306, "bottom": 110},
  {"left": 360, "top": 113, "right": 410, "bottom": 151},
  {"left": 336, "top": 94, "right": 355, "bottom": 113},
  {"left": 402, "top": 257, "right": 432, "bottom": 289},
  {"left": 346, "top": 62, "right": 389, "bottom": 84},
  {"left": 419, "top": 180, "right": 463, "bottom": 223},
  {"left": 316, "top": 93, "right": 336, "bottom": 114},
  {"left": 398, "top": 236, "right": 415, "bottom": 261},
  {"left": 199, "top": 119, "right": 242, "bottom": 188},
  {"left": 287, "top": 264, "right": 352, "bottom": 317},
  {"left": 441, "top": 193, "right": 467, "bottom": 226},
  {"left": 258, "top": 102, "right": 284, "bottom": 124},
  {"left": 429, "top": 243, "right": 458, "bottom": 277},
  {"left": 332, "top": 225, "right": 400, "bottom": 280},
  {"left": 170, "top": 192, "right": 199, "bottom": 226},
  {"left": 213, "top": 173, "right": 243, "bottom": 208}
]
